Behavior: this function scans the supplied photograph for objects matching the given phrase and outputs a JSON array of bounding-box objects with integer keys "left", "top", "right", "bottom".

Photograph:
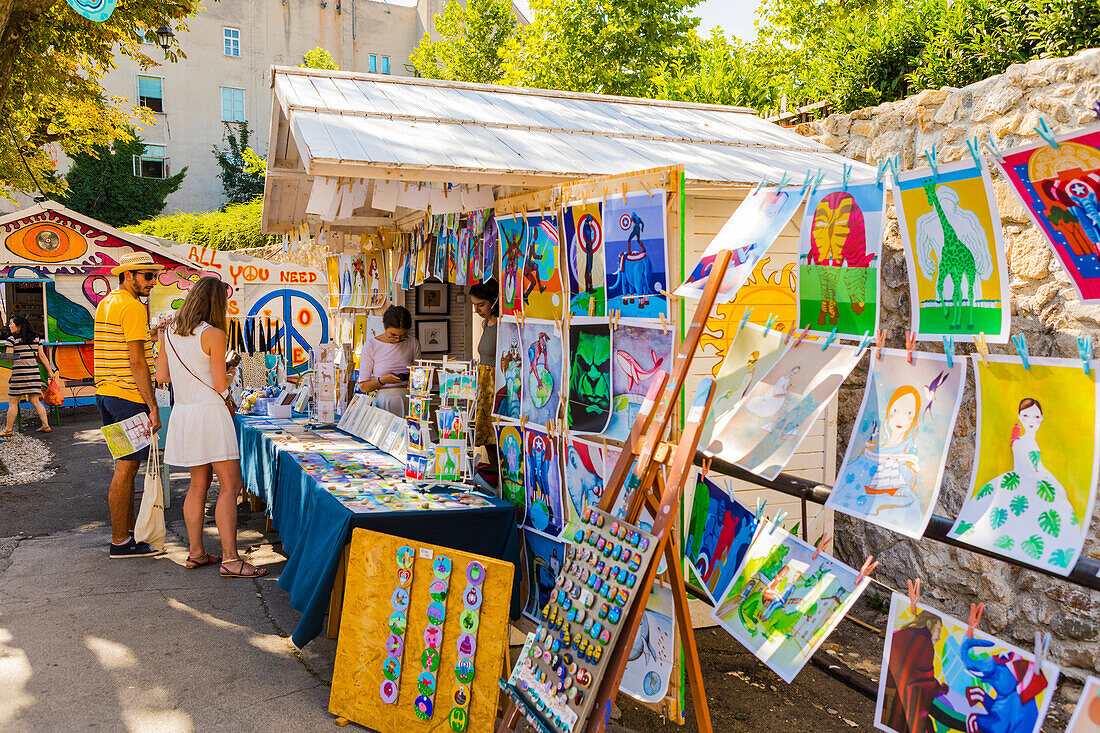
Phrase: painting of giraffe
[{"left": 893, "top": 158, "right": 1010, "bottom": 343}]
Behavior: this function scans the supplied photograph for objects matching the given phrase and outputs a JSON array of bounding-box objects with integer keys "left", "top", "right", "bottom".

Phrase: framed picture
[
  {"left": 417, "top": 320, "right": 450, "bottom": 354},
  {"left": 417, "top": 282, "right": 449, "bottom": 315}
]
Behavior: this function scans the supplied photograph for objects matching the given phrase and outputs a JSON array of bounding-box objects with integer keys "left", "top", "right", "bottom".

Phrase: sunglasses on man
[{"left": 135, "top": 271, "right": 158, "bottom": 282}]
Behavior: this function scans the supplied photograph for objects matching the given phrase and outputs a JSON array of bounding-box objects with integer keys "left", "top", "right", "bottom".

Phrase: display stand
[{"left": 497, "top": 250, "right": 732, "bottom": 733}]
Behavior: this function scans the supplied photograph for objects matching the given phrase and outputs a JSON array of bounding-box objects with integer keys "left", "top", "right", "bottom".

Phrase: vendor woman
[
  {"left": 358, "top": 305, "right": 421, "bottom": 417},
  {"left": 469, "top": 279, "right": 498, "bottom": 447}
]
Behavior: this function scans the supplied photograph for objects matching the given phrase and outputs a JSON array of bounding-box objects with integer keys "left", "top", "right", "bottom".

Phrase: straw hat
[{"left": 110, "top": 251, "right": 165, "bottom": 276}]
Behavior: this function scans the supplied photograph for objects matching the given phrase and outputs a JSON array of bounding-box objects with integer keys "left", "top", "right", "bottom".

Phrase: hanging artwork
[
  {"left": 348, "top": 255, "right": 366, "bottom": 308},
  {"left": 603, "top": 190, "right": 669, "bottom": 321},
  {"left": 827, "top": 349, "right": 967, "bottom": 539},
  {"left": 524, "top": 426, "right": 563, "bottom": 536},
  {"left": 482, "top": 211, "right": 497, "bottom": 284},
  {"left": 990, "top": 124, "right": 1100, "bottom": 302},
  {"left": 707, "top": 341, "right": 866, "bottom": 480},
  {"left": 521, "top": 213, "right": 566, "bottom": 320},
  {"left": 493, "top": 318, "right": 522, "bottom": 419},
  {"left": 496, "top": 421, "right": 526, "bottom": 518},
  {"left": 1067, "top": 676, "right": 1100, "bottom": 732},
  {"left": 434, "top": 442, "right": 464, "bottom": 481},
  {"left": 875, "top": 593, "right": 1059, "bottom": 733},
  {"left": 563, "top": 436, "right": 606, "bottom": 535},
  {"left": 893, "top": 159, "right": 1010, "bottom": 343},
  {"left": 797, "top": 181, "right": 886, "bottom": 336},
  {"left": 327, "top": 256, "right": 340, "bottom": 309},
  {"left": 519, "top": 320, "right": 564, "bottom": 425},
  {"left": 699, "top": 321, "right": 787, "bottom": 453},
  {"left": 677, "top": 187, "right": 806, "bottom": 302},
  {"left": 567, "top": 323, "right": 613, "bottom": 434},
  {"left": 604, "top": 324, "right": 673, "bottom": 440},
  {"left": 619, "top": 583, "right": 675, "bottom": 704},
  {"left": 683, "top": 472, "right": 760, "bottom": 604},
  {"left": 497, "top": 214, "right": 527, "bottom": 317},
  {"left": 711, "top": 518, "right": 870, "bottom": 683},
  {"left": 364, "top": 251, "right": 388, "bottom": 308},
  {"left": 949, "top": 354, "right": 1098, "bottom": 575},
  {"left": 562, "top": 198, "right": 606, "bottom": 317},
  {"left": 337, "top": 254, "right": 355, "bottom": 308},
  {"left": 522, "top": 528, "right": 565, "bottom": 622}
]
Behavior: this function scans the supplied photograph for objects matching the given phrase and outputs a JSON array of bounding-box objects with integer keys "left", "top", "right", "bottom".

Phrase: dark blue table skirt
[{"left": 236, "top": 417, "right": 521, "bottom": 647}]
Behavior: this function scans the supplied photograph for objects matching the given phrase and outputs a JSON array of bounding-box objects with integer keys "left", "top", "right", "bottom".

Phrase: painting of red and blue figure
[
  {"left": 524, "top": 427, "right": 563, "bottom": 536},
  {"left": 684, "top": 473, "right": 760, "bottom": 604},
  {"left": 520, "top": 320, "right": 564, "bottom": 425},
  {"left": 564, "top": 437, "right": 605, "bottom": 534},
  {"left": 604, "top": 324, "right": 672, "bottom": 440},
  {"left": 496, "top": 214, "right": 527, "bottom": 317},
  {"left": 522, "top": 527, "right": 565, "bottom": 621},
  {"left": 493, "top": 319, "right": 522, "bottom": 419},
  {"left": 603, "top": 190, "right": 668, "bottom": 321}
]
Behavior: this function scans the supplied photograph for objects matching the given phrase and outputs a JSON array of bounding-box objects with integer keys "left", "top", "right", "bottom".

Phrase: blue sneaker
[{"left": 109, "top": 538, "right": 159, "bottom": 558}]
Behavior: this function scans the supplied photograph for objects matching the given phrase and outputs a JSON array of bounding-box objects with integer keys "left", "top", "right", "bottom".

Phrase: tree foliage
[
  {"left": 62, "top": 130, "right": 186, "bottom": 228},
  {"left": 409, "top": 0, "right": 518, "bottom": 83},
  {"left": 125, "top": 196, "right": 277, "bottom": 251},
  {"left": 212, "top": 122, "right": 265, "bottom": 207},
  {"left": 0, "top": 0, "right": 200, "bottom": 201},
  {"left": 302, "top": 47, "right": 339, "bottom": 70}
]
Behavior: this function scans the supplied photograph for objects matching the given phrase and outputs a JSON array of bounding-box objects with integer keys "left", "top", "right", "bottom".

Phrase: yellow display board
[{"left": 330, "top": 528, "right": 514, "bottom": 732}]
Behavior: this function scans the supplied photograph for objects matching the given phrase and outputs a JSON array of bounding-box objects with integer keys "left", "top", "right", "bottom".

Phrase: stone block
[
  {"left": 941, "top": 126, "right": 966, "bottom": 143},
  {"left": 972, "top": 85, "right": 1025, "bottom": 122},
  {"left": 1029, "top": 96, "right": 1072, "bottom": 123},
  {"left": 933, "top": 93, "right": 962, "bottom": 125},
  {"left": 994, "top": 179, "right": 1031, "bottom": 224},
  {"left": 911, "top": 88, "right": 951, "bottom": 107},
  {"left": 1005, "top": 230, "right": 1053, "bottom": 279},
  {"left": 992, "top": 109, "right": 1024, "bottom": 139},
  {"left": 850, "top": 120, "right": 875, "bottom": 138}
]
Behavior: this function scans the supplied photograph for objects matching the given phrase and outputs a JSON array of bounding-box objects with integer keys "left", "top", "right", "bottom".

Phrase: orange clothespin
[
  {"left": 905, "top": 331, "right": 916, "bottom": 364},
  {"left": 855, "top": 555, "right": 878, "bottom": 584},
  {"left": 783, "top": 320, "right": 797, "bottom": 344},
  {"left": 876, "top": 330, "right": 886, "bottom": 360},
  {"left": 700, "top": 457, "right": 712, "bottom": 479},
  {"left": 621, "top": 181, "right": 628, "bottom": 204},
  {"left": 811, "top": 533, "right": 832, "bottom": 561},
  {"left": 907, "top": 578, "right": 921, "bottom": 614},
  {"left": 791, "top": 325, "right": 811, "bottom": 346},
  {"left": 658, "top": 312, "right": 668, "bottom": 334},
  {"left": 967, "top": 602, "right": 984, "bottom": 638}
]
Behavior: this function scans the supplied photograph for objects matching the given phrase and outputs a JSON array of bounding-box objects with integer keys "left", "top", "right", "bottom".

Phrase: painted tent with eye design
[
  {"left": 519, "top": 319, "right": 564, "bottom": 425},
  {"left": 562, "top": 198, "right": 606, "bottom": 318},
  {"left": 567, "top": 322, "right": 613, "bottom": 434}
]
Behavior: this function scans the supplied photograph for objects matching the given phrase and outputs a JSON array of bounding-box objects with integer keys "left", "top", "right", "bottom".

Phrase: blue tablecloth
[{"left": 236, "top": 417, "right": 521, "bottom": 647}]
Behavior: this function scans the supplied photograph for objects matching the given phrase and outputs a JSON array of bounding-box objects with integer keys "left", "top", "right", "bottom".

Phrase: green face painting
[{"left": 570, "top": 332, "right": 610, "bottom": 414}]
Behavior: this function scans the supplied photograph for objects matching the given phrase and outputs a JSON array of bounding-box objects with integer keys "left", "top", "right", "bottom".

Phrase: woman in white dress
[{"left": 155, "top": 276, "right": 268, "bottom": 578}]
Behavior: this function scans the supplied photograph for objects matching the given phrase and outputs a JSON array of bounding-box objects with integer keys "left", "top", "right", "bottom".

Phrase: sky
[{"left": 510, "top": 0, "right": 762, "bottom": 42}]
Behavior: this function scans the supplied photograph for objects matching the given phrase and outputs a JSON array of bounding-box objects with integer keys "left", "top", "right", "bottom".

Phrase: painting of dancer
[
  {"left": 519, "top": 320, "right": 564, "bottom": 425},
  {"left": 562, "top": 198, "right": 607, "bottom": 318},
  {"left": 604, "top": 190, "right": 669, "bottom": 321}
]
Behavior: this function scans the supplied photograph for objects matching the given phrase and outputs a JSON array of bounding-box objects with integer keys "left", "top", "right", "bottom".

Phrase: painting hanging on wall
[
  {"left": 619, "top": 583, "right": 675, "bottom": 704},
  {"left": 683, "top": 472, "right": 760, "bottom": 604},
  {"left": 337, "top": 254, "right": 355, "bottom": 309},
  {"left": 522, "top": 527, "right": 565, "bottom": 622},
  {"left": 1067, "top": 675, "right": 1100, "bottom": 732},
  {"left": 519, "top": 320, "right": 564, "bottom": 425},
  {"left": 893, "top": 158, "right": 1010, "bottom": 343},
  {"left": 948, "top": 354, "right": 1098, "bottom": 575},
  {"left": 563, "top": 436, "right": 606, "bottom": 535},
  {"left": 524, "top": 426, "right": 564, "bottom": 536},
  {"left": 562, "top": 198, "right": 606, "bottom": 318},
  {"left": 604, "top": 324, "right": 673, "bottom": 440},
  {"left": 497, "top": 214, "right": 527, "bottom": 317},
  {"left": 875, "top": 593, "right": 1059, "bottom": 733},
  {"left": 363, "top": 251, "right": 388, "bottom": 308},
  {"left": 567, "top": 323, "right": 613, "bottom": 434},
  {"left": 496, "top": 421, "right": 526, "bottom": 519},
  {"left": 990, "top": 124, "right": 1100, "bottom": 302},
  {"left": 797, "top": 181, "right": 886, "bottom": 336},
  {"left": 711, "top": 518, "right": 870, "bottom": 683},
  {"left": 521, "top": 212, "right": 566, "bottom": 321},
  {"left": 827, "top": 349, "right": 967, "bottom": 539},
  {"left": 706, "top": 341, "right": 865, "bottom": 480},
  {"left": 677, "top": 186, "right": 806, "bottom": 302},
  {"left": 493, "top": 318, "right": 522, "bottom": 419},
  {"left": 603, "top": 189, "right": 669, "bottom": 321}
]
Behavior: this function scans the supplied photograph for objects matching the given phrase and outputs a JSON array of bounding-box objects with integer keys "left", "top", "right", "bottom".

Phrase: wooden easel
[{"left": 498, "top": 249, "right": 732, "bottom": 733}]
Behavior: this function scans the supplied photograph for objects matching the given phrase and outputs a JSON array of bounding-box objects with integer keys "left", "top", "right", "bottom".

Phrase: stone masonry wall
[{"left": 797, "top": 49, "right": 1100, "bottom": 697}]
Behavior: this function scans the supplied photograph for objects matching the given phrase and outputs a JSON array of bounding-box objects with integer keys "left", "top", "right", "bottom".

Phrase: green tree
[
  {"left": 125, "top": 197, "right": 278, "bottom": 251},
  {"left": 212, "top": 122, "right": 265, "bottom": 206},
  {"left": 62, "top": 131, "right": 186, "bottom": 228},
  {"left": 302, "top": 47, "right": 339, "bottom": 70},
  {"left": 651, "top": 29, "right": 785, "bottom": 111},
  {"left": 410, "top": 0, "right": 519, "bottom": 83},
  {"left": 0, "top": 0, "right": 201, "bottom": 200}
]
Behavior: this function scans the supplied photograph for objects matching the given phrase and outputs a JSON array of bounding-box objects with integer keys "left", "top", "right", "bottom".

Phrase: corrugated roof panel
[
  {"left": 489, "top": 126, "right": 591, "bottom": 175},
  {"left": 329, "top": 77, "right": 382, "bottom": 115}
]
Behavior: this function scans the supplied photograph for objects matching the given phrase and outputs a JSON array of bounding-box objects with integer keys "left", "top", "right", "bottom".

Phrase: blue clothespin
[
  {"left": 983, "top": 133, "right": 1005, "bottom": 162},
  {"left": 773, "top": 509, "right": 788, "bottom": 526},
  {"left": 888, "top": 154, "right": 900, "bottom": 180},
  {"left": 800, "top": 169, "right": 815, "bottom": 196},
  {"left": 966, "top": 137, "right": 983, "bottom": 169},
  {"left": 775, "top": 172, "right": 791, "bottom": 191},
  {"left": 1033, "top": 118, "right": 1060, "bottom": 150},
  {"left": 754, "top": 176, "right": 770, "bottom": 193},
  {"left": 763, "top": 313, "right": 777, "bottom": 337},
  {"left": 858, "top": 330, "right": 874, "bottom": 353},
  {"left": 876, "top": 159, "right": 889, "bottom": 184},
  {"left": 738, "top": 307, "right": 754, "bottom": 333},
  {"left": 1012, "top": 333, "right": 1030, "bottom": 370},
  {"left": 821, "top": 327, "right": 838, "bottom": 351},
  {"left": 842, "top": 164, "right": 852, "bottom": 192},
  {"left": 943, "top": 335, "right": 955, "bottom": 369},
  {"left": 924, "top": 146, "right": 940, "bottom": 178},
  {"left": 1079, "top": 335, "right": 1092, "bottom": 375},
  {"left": 755, "top": 498, "right": 767, "bottom": 519},
  {"left": 810, "top": 168, "right": 826, "bottom": 195}
]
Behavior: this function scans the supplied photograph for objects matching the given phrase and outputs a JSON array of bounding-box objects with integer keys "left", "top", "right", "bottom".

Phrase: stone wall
[{"left": 796, "top": 50, "right": 1100, "bottom": 697}]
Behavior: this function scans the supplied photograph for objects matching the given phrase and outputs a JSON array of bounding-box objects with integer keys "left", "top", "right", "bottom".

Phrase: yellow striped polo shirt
[{"left": 94, "top": 289, "right": 154, "bottom": 403}]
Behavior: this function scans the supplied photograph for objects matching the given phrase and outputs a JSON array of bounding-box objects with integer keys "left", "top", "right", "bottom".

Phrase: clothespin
[
  {"left": 841, "top": 164, "right": 852, "bottom": 192},
  {"left": 975, "top": 332, "right": 990, "bottom": 363},
  {"left": 875, "top": 330, "right": 886, "bottom": 360},
  {"left": 820, "top": 327, "right": 838, "bottom": 351},
  {"left": 1079, "top": 335, "right": 1092, "bottom": 375},
  {"left": 855, "top": 555, "right": 878, "bottom": 584},
  {"left": 799, "top": 169, "right": 815, "bottom": 196},
  {"left": 965, "top": 137, "right": 984, "bottom": 169},
  {"left": 773, "top": 509, "right": 788, "bottom": 526},
  {"left": 763, "top": 313, "right": 777, "bottom": 338},
  {"left": 1012, "top": 333, "right": 1031, "bottom": 370},
  {"left": 754, "top": 498, "right": 768, "bottom": 520},
  {"left": 700, "top": 457, "right": 712, "bottom": 479},
  {"left": 588, "top": 299, "right": 596, "bottom": 317},
  {"left": 809, "top": 169, "right": 826, "bottom": 195},
  {"left": 943, "top": 335, "right": 955, "bottom": 369},
  {"left": 791, "top": 324, "right": 811, "bottom": 346},
  {"left": 876, "top": 159, "right": 889, "bottom": 184},
  {"left": 784, "top": 320, "right": 798, "bottom": 344},
  {"left": 905, "top": 331, "right": 916, "bottom": 364},
  {"left": 621, "top": 181, "right": 628, "bottom": 205},
  {"left": 924, "top": 146, "right": 940, "bottom": 178},
  {"left": 983, "top": 133, "right": 1005, "bottom": 162},
  {"left": 1033, "top": 118, "right": 1060, "bottom": 149},
  {"left": 658, "top": 312, "right": 668, "bottom": 334},
  {"left": 774, "top": 172, "right": 791, "bottom": 192},
  {"left": 754, "top": 176, "right": 770, "bottom": 193},
  {"left": 738, "top": 307, "right": 754, "bottom": 334},
  {"left": 967, "top": 602, "right": 984, "bottom": 638},
  {"left": 907, "top": 578, "right": 921, "bottom": 614},
  {"left": 1030, "top": 631, "right": 1051, "bottom": 676},
  {"left": 811, "top": 533, "right": 831, "bottom": 561},
  {"left": 858, "top": 330, "right": 874, "bottom": 354},
  {"left": 519, "top": 415, "right": 528, "bottom": 432}
]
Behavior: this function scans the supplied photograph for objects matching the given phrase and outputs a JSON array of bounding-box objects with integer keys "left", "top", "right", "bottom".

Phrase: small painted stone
[
  {"left": 380, "top": 678, "right": 399, "bottom": 704},
  {"left": 422, "top": 647, "right": 440, "bottom": 672},
  {"left": 455, "top": 657, "right": 475, "bottom": 684}
]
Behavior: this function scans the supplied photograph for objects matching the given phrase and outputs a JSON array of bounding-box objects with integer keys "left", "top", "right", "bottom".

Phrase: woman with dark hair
[
  {"left": 358, "top": 305, "right": 421, "bottom": 417},
  {"left": 2, "top": 314, "right": 57, "bottom": 435},
  {"left": 469, "top": 280, "right": 498, "bottom": 447},
  {"left": 155, "top": 276, "right": 267, "bottom": 578}
]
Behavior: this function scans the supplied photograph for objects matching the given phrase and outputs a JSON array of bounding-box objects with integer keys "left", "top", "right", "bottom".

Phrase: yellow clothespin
[
  {"left": 621, "top": 181, "right": 628, "bottom": 204},
  {"left": 659, "top": 312, "right": 668, "bottom": 334},
  {"left": 975, "top": 332, "right": 989, "bottom": 363},
  {"left": 588, "top": 299, "right": 596, "bottom": 317}
]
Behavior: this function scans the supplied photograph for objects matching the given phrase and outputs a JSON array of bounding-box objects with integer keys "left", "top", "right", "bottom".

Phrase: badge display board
[
  {"left": 506, "top": 508, "right": 657, "bottom": 732},
  {"left": 331, "top": 528, "right": 514, "bottom": 732}
]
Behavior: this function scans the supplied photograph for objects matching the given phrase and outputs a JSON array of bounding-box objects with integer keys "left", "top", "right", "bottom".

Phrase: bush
[{"left": 124, "top": 196, "right": 278, "bottom": 251}]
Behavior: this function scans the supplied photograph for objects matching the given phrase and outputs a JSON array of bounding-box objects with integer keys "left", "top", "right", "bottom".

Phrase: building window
[
  {"left": 224, "top": 27, "right": 240, "bottom": 57},
  {"left": 382, "top": 56, "right": 390, "bottom": 74},
  {"left": 133, "top": 144, "right": 169, "bottom": 179},
  {"left": 369, "top": 54, "right": 377, "bottom": 73},
  {"left": 221, "top": 87, "right": 245, "bottom": 122},
  {"left": 136, "top": 75, "right": 163, "bottom": 113}
]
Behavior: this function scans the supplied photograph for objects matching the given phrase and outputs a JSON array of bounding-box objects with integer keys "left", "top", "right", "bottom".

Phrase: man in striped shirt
[{"left": 94, "top": 251, "right": 163, "bottom": 559}]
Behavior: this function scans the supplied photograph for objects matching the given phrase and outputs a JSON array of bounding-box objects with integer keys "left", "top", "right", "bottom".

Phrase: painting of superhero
[
  {"left": 496, "top": 214, "right": 527, "bottom": 317},
  {"left": 683, "top": 472, "right": 760, "bottom": 604},
  {"left": 493, "top": 318, "right": 522, "bottom": 419},
  {"left": 562, "top": 198, "right": 606, "bottom": 317},
  {"left": 711, "top": 518, "right": 870, "bottom": 683},
  {"left": 875, "top": 593, "right": 1059, "bottom": 733},
  {"left": 495, "top": 421, "right": 526, "bottom": 519},
  {"left": 797, "top": 181, "right": 886, "bottom": 337},
  {"left": 522, "top": 527, "right": 565, "bottom": 622},
  {"left": 603, "top": 190, "right": 669, "bottom": 321},
  {"left": 567, "top": 323, "right": 613, "bottom": 434},
  {"left": 524, "top": 426, "right": 563, "bottom": 536},
  {"left": 563, "top": 436, "right": 605, "bottom": 535},
  {"left": 991, "top": 123, "right": 1100, "bottom": 302},
  {"left": 519, "top": 319, "right": 564, "bottom": 425},
  {"left": 604, "top": 324, "right": 672, "bottom": 440},
  {"left": 521, "top": 212, "right": 565, "bottom": 320}
]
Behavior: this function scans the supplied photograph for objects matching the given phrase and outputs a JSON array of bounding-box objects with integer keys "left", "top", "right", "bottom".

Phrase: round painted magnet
[
  {"left": 397, "top": 568, "right": 412, "bottom": 588},
  {"left": 448, "top": 706, "right": 468, "bottom": 732},
  {"left": 382, "top": 655, "right": 401, "bottom": 681},
  {"left": 433, "top": 556, "right": 452, "bottom": 579},
  {"left": 421, "top": 646, "right": 440, "bottom": 672},
  {"left": 456, "top": 632, "right": 476, "bottom": 659},
  {"left": 417, "top": 670, "right": 437, "bottom": 696},
  {"left": 455, "top": 657, "right": 475, "bottom": 684},
  {"left": 414, "top": 695, "right": 434, "bottom": 720},
  {"left": 459, "top": 609, "right": 479, "bottom": 634},
  {"left": 466, "top": 561, "right": 485, "bottom": 585},
  {"left": 424, "top": 624, "right": 444, "bottom": 649},
  {"left": 388, "top": 612, "right": 407, "bottom": 635},
  {"left": 426, "top": 601, "right": 447, "bottom": 625},
  {"left": 385, "top": 633, "right": 403, "bottom": 657},
  {"left": 463, "top": 585, "right": 483, "bottom": 611},
  {"left": 452, "top": 682, "right": 470, "bottom": 707},
  {"left": 429, "top": 578, "right": 449, "bottom": 602},
  {"left": 397, "top": 545, "right": 415, "bottom": 569},
  {"left": 380, "top": 679, "right": 399, "bottom": 704},
  {"left": 391, "top": 587, "right": 410, "bottom": 612}
]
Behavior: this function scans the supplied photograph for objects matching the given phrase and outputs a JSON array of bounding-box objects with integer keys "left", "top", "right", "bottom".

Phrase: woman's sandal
[
  {"left": 35, "top": 426, "right": 51, "bottom": 433},
  {"left": 0, "top": 431, "right": 12, "bottom": 437},
  {"left": 185, "top": 552, "right": 222, "bottom": 569},
  {"left": 220, "top": 559, "right": 269, "bottom": 579}
]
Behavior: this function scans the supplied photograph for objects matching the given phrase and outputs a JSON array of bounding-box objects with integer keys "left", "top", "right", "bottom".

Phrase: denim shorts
[{"left": 96, "top": 395, "right": 151, "bottom": 462}]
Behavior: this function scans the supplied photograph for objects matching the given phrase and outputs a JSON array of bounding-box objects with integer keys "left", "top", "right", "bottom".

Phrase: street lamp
[{"left": 155, "top": 25, "right": 174, "bottom": 53}]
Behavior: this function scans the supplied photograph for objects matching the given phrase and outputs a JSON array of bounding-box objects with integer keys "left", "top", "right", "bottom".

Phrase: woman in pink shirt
[{"left": 358, "top": 305, "right": 422, "bottom": 416}]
